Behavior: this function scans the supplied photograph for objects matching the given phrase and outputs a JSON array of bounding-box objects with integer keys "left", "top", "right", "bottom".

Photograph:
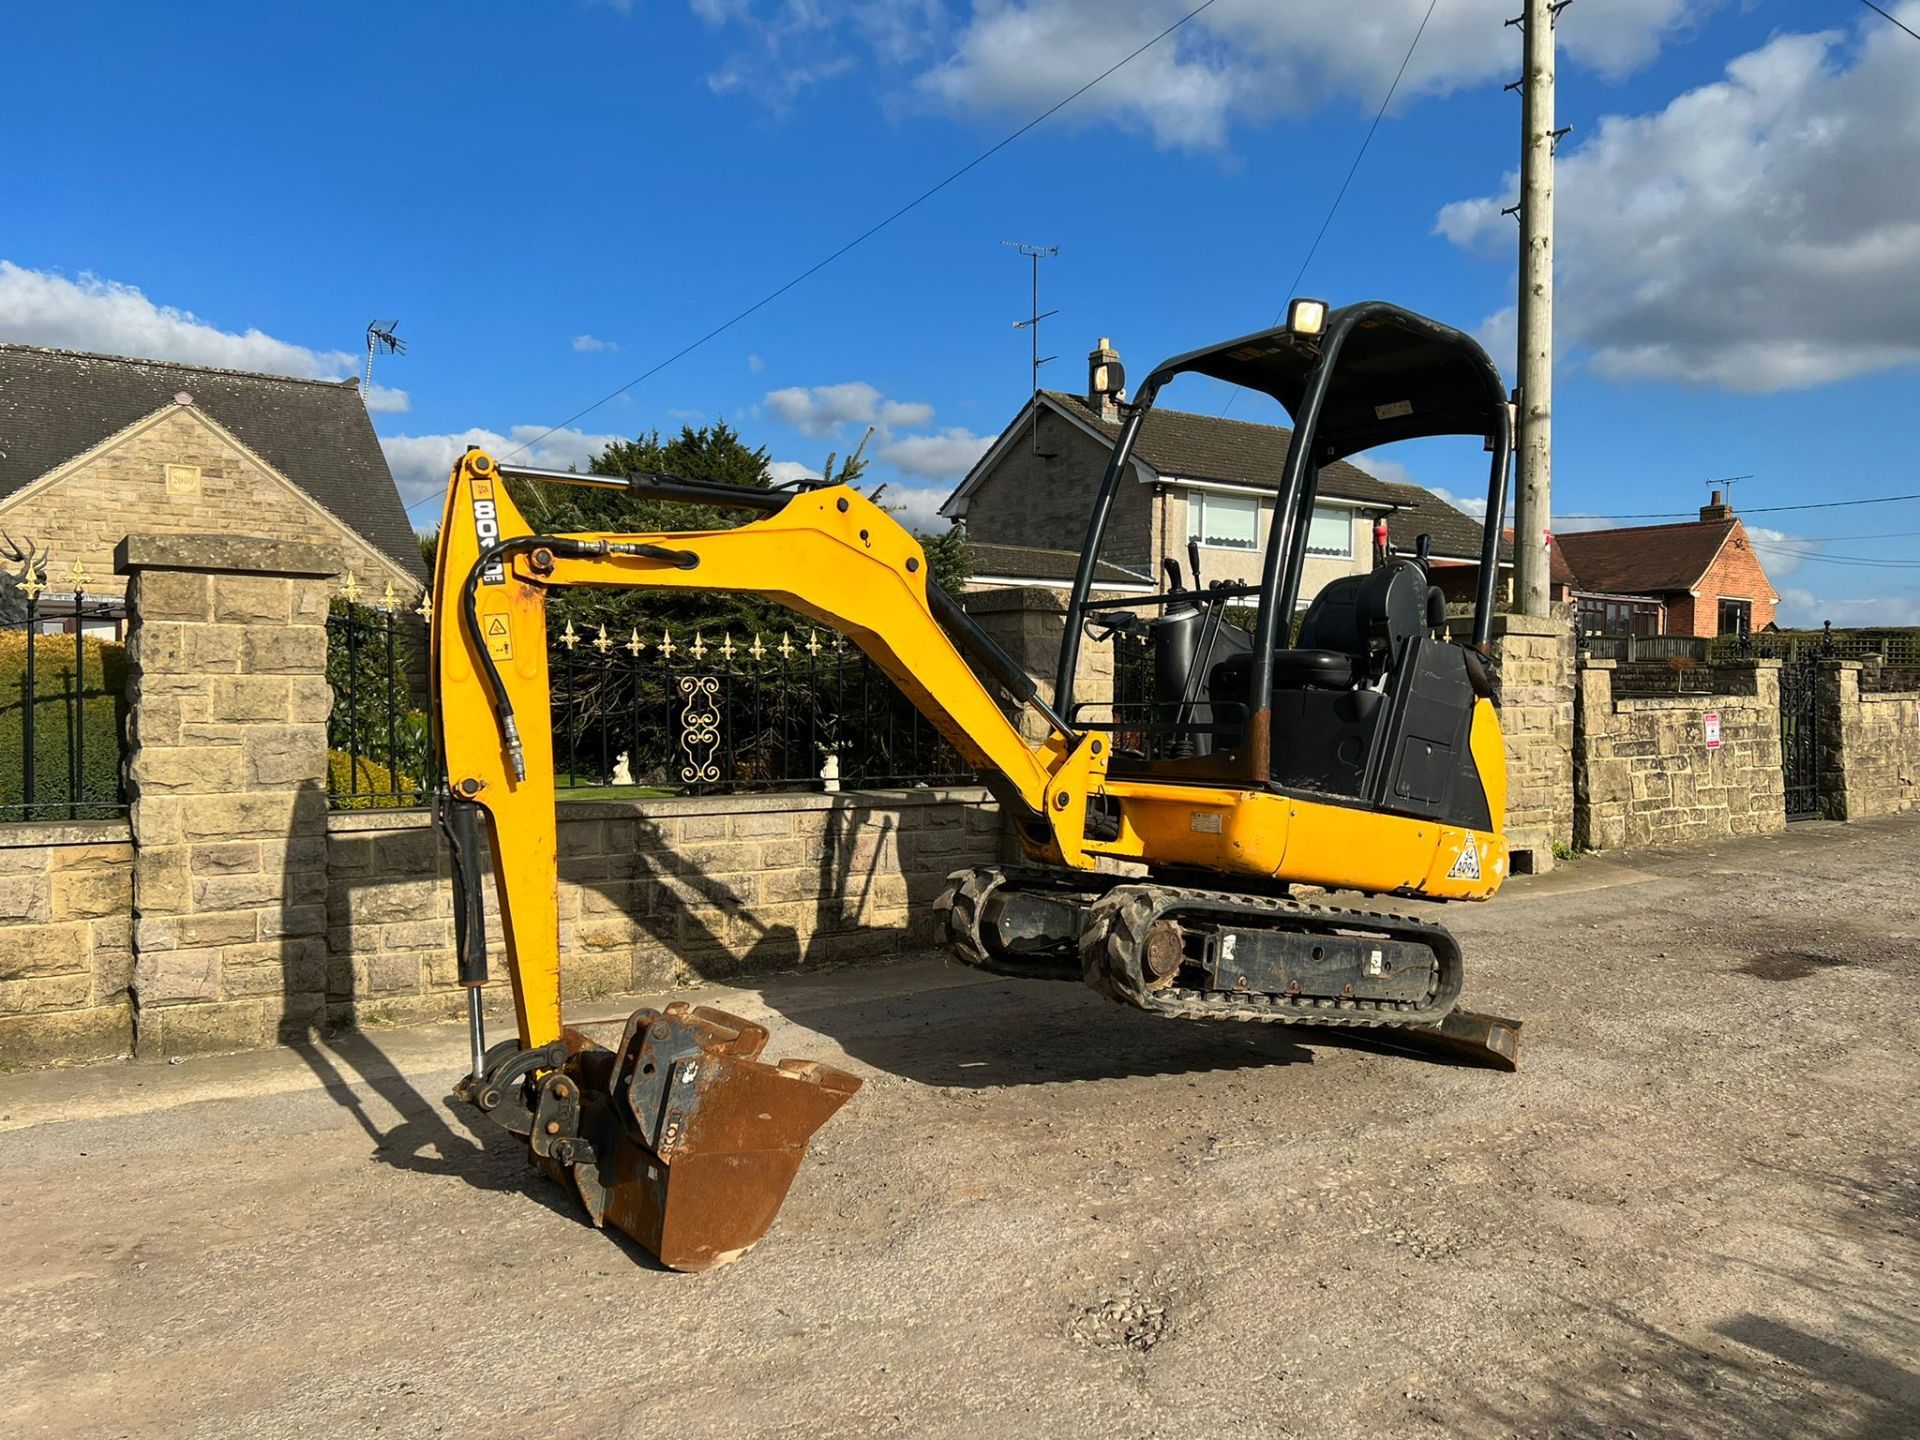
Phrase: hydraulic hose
[{"left": 460, "top": 535, "right": 698, "bottom": 780}]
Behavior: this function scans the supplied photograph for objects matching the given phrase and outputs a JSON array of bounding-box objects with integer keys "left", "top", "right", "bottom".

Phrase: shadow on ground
[{"left": 1469, "top": 1150, "right": 1920, "bottom": 1440}]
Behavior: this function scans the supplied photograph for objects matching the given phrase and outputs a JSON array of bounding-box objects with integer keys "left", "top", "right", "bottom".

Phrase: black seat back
[{"left": 1296, "top": 574, "right": 1365, "bottom": 654}]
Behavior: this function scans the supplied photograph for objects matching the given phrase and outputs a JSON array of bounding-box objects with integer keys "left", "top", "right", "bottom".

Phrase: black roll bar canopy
[{"left": 1053, "top": 301, "right": 1513, "bottom": 779}]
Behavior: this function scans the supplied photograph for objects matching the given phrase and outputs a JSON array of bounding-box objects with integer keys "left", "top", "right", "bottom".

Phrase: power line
[
  {"left": 1757, "top": 528, "right": 1920, "bottom": 544},
  {"left": 1747, "top": 540, "right": 1920, "bottom": 569},
  {"left": 1220, "top": 0, "right": 1442, "bottom": 418},
  {"left": 1859, "top": 0, "right": 1920, "bottom": 44},
  {"left": 1558, "top": 491, "right": 1920, "bottom": 521},
  {"left": 495, "top": 0, "right": 1224, "bottom": 472}
]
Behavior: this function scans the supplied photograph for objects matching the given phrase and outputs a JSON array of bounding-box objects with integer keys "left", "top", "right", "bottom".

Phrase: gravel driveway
[{"left": 2, "top": 816, "right": 1915, "bottom": 1439}]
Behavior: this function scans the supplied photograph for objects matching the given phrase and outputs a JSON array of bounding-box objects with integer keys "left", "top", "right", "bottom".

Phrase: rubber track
[
  {"left": 934, "top": 866, "right": 1105, "bottom": 982},
  {"left": 1079, "top": 883, "right": 1465, "bottom": 1030}
]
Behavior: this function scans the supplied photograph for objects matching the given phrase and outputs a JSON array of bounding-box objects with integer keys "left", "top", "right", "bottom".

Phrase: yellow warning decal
[{"left": 482, "top": 612, "right": 513, "bottom": 661}]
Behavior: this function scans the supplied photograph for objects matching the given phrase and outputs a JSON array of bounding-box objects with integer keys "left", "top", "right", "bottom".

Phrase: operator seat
[
  {"left": 1270, "top": 558, "right": 1432, "bottom": 689},
  {"left": 1206, "top": 560, "right": 1443, "bottom": 797}
]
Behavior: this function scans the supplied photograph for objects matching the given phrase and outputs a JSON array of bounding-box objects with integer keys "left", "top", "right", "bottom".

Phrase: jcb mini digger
[{"left": 430, "top": 299, "right": 1518, "bottom": 1271}]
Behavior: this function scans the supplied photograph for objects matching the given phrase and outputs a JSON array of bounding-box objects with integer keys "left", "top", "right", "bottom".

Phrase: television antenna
[
  {"left": 1005, "top": 242, "right": 1058, "bottom": 455},
  {"left": 364, "top": 320, "right": 406, "bottom": 403},
  {"left": 1707, "top": 474, "right": 1753, "bottom": 510}
]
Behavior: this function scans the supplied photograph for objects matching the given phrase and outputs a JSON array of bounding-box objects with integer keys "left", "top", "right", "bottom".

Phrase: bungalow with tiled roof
[{"left": 1556, "top": 491, "right": 1779, "bottom": 639}]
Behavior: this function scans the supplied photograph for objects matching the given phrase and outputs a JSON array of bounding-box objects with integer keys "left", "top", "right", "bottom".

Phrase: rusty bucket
[{"left": 525, "top": 1003, "right": 861, "bottom": 1272}]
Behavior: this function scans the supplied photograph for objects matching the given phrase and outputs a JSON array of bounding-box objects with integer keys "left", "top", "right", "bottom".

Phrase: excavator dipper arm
[{"left": 429, "top": 449, "right": 1101, "bottom": 1269}]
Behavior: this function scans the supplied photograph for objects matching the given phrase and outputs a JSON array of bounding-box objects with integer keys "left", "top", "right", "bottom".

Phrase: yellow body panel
[{"left": 430, "top": 451, "right": 1510, "bottom": 1050}]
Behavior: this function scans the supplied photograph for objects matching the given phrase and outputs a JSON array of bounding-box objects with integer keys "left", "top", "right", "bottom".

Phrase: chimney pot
[{"left": 1088, "top": 338, "right": 1125, "bottom": 423}]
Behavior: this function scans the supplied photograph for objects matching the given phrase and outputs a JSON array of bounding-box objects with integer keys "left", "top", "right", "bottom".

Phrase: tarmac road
[{"left": 2, "top": 817, "right": 1916, "bottom": 1439}]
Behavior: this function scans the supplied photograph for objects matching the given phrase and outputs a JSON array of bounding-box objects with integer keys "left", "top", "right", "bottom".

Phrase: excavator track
[
  {"left": 938, "top": 866, "right": 1519, "bottom": 1067},
  {"left": 1078, "top": 883, "right": 1464, "bottom": 1029},
  {"left": 934, "top": 865, "right": 1109, "bottom": 982}
]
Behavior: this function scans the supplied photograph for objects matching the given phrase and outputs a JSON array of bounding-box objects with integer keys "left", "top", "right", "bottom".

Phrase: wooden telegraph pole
[{"left": 1510, "top": 0, "right": 1562, "bottom": 616}]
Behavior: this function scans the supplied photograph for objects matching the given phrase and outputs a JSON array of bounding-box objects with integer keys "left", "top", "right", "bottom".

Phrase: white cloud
[
  {"left": 1746, "top": 527, "right": 1818, "bottom": 580},
  {"left": 380, "top": 425, "right": 624, "bottom": 517},
  {"left": 878, "top": 483, "right": 955, "bottom": 534},
  {"left": 0, "top": 260, "right": 413, "bottom": 412},
  {"left": 768, "top": 459, "right": 821, "bottom": 486},
  {"left": 1359, "top": 456, "right": 1414, "bottom": 489},
  {"left": 1438, "top": 14, "right": 1920, "bottom": 391},
  {"left": 747, "top": 353, "right": 766, "bottom": 373},
  {"left": 765, "top": 462, "right": 954, "bottom": 534},
  {"left": 764, "top": 380, "right": 934, "bottom": 436},
  {"left": 572, "top": 334, "right": 619, "bottom": 353},
  {"left": 1426, "top": 485, "right": 1489, "bottom": 522},
  {"left": 1776, "top": 585, "right": 1920, "bottom": 628},
  {"left": 697, "top": 0, "right": 948, "bottom": 109},
  {"left": 362, "top": 383, "right": 411, "bottom": 414},
  {"left": 694, "top": 0, "right": 1698, "bottom": 146},
  {"left": 874, "top": 426, "right": 992, "bottom": 481},
  {"left": 913, "top": 0, "right": 1697, "bottom": 151}
]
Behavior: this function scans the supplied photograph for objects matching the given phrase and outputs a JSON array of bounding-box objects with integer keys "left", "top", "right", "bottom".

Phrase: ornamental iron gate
[{"left": 1779, "top": 648, "right": 1821, "bottom": 822}]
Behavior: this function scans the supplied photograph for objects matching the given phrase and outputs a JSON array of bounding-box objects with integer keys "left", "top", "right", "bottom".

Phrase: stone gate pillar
[
  {"left": 1483, "top": 609, "right": 1576, "bottom": 872},
  {"left": 117, "top": 535, "right": 338, "bottom": 1056}
]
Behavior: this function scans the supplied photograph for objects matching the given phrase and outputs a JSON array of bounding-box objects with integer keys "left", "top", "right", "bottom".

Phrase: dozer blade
[{"left": 473, "top": 1002, "right": 860, "bottom": 1271}]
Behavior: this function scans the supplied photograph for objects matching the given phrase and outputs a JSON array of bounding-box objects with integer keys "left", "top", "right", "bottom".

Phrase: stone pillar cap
[{"left": 116, "top": 534, "right": 341, "bottom": 579}]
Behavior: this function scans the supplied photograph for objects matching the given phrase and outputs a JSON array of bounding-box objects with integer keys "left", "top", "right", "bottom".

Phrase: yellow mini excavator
[{"left": 430, "top": 299, "right": 1520, "bottom": 1271}]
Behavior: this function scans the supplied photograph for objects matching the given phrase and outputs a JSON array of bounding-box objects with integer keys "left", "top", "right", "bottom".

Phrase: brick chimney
[
  {"left": 1087, "top": 338, "right": 1125, "bottom": 422},
  {"left": 1700, "top": 488, "right": 1733, "bottom": 522}
]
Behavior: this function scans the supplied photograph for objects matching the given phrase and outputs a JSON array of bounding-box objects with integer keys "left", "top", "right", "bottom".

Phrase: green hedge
[
  {"left": 328, "top": 749, "right": 419, "bottom": 809},
  {"left": 0, "top": 631, "right": 127, "bottom": 821}
]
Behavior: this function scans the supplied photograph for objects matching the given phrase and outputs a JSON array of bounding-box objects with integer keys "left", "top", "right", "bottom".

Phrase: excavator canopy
[{"left": 1147, "top": 301, "right": 1511, "bottom": 461}]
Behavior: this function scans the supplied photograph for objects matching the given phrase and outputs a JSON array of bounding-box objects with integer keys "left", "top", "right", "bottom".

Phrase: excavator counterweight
[{"left": 429, "top": 300, "right": 1523, "bottom": 1269}]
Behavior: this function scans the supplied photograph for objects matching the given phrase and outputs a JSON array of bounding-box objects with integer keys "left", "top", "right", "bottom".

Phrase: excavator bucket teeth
[{"left": 527, "top": 1002, "right": 860, "bottom": 1272}]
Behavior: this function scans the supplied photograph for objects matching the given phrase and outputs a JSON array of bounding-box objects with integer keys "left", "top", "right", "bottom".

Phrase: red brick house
[{"left": 1556, "top": 494, "right": 1779, "bottom": 639}]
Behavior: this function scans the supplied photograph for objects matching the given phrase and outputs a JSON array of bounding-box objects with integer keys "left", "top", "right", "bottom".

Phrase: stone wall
[
  {"left": 963, "top": 585, "right": 1114, "bottom": 741},
  {"left": 0, "top": 821, "right": 134, "bottom": 1064},
  {"left": 1483, "top": 610, "right": 1576, "bottom": 871},
  {"left": 1575, "top": 660, "right": 1786, "bottom": 850},
  {"left": 326, "top": 789, "right": 1002, "bottom": 1030},
  {"left": 119, "top": 534, "right": 338, "bottom": 1056},
  {"left": 1819, "top": 662, "right": 1920, "bottom": 821}
]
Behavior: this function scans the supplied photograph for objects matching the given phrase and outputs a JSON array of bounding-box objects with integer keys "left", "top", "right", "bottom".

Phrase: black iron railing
[
  {"left": 0, "top": 583, "right": 128, "bottom": 823},
  {"left": 323, "top": 590, "right": 971, "bottom": 805},
  {"left": 326, "top": 596, "right": 432, "bottom": 809},
  {"left": 549, "top": 620, "right": 969, "bottom": 793}
]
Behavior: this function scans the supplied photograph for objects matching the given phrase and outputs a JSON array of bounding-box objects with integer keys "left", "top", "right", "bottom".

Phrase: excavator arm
[
  {"left": 428, "top": 448, "right": 1104, "bottom": 1269},
  {"left": 432, "top": 449, "right": 1105, "bottom": 1049}
]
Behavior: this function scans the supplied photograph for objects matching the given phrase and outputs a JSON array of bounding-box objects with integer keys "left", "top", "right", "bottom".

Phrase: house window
[
  {"left": 1187, "top": 491, "right": 1259, "bottom": 550},
  {"left": 1717, "top": 598, "right": 1752, "bottom": 637},
  {"left": 1306, "top": 504, "right": 1352, "bottom": 558},
  {"left": 1579, "top": 598, "right": 1663, "bottom": 637}
]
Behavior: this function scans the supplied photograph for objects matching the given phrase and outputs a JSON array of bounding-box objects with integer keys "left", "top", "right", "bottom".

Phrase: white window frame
[
  {"left": 1305, "top": 503, "right": 1353, "bottom": 558},
  {"left": 1186, "top": 491, "right": 1261, "bottom": 551}
]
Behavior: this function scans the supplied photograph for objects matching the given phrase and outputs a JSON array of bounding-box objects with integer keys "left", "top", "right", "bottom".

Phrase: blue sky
[{"left": 4, "top": 1, "right": 1918, "bottom": 623}]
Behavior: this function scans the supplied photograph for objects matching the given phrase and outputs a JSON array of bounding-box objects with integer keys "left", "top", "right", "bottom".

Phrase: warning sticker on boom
[
  {"left": 1446, "top": 837, "right": 1482, "bottom": 881},
  {"left": 482, "top": 612, "right": 513, "bottom": 661}
]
